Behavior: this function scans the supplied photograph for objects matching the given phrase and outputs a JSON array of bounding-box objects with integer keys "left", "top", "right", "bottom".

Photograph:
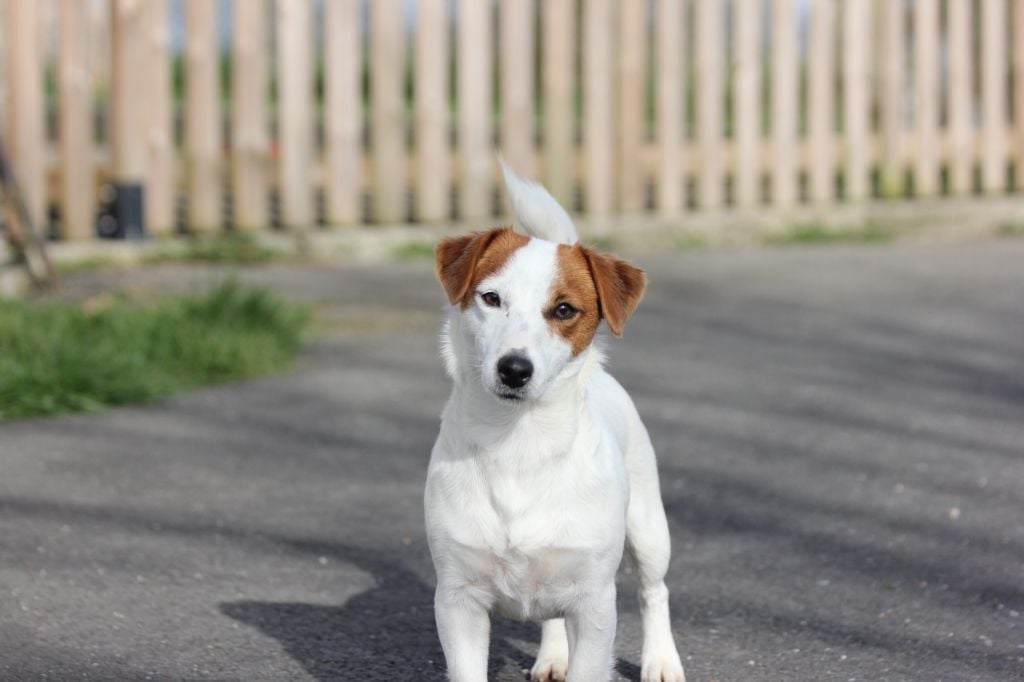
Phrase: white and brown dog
[{"left": 425, "top": 162, "right": 685, "bottom": 682}]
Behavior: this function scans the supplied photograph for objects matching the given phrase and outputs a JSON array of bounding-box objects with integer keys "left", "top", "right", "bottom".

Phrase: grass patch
[
  {"left": 144, "top": 233, "right": 282, "bottom": 266},
  {"left": 0, "top": 281, "right": 309, "bottom": 421},
  {"left": 392, "top": 241, "right": 436, "bottom": 261},
  {"left": 767, "top": 222, "right": 893, "bottom": 246},
  {"left": 674, "top": 233, "right": 708, "bottom": 251},
  {"left": 586, "top": 235, "right": 620, "bottom": 251},
  {"left": 998, "top": 221, "right": 1024, "bottom": 237},
  {"left": 55, "top": 255, "right": 122, "bottom": 275}
]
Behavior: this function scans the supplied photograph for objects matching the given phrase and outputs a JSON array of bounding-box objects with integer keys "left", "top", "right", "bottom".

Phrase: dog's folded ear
[
  {"left": 435, "top": 227, "right": 512, "bottom": 307},
  {"left": 583, "top": 249, "right": 647, "bottom": 337}
]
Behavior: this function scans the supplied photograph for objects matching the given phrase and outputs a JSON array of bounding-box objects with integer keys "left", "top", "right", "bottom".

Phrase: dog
[{"left": 425, "top": 162, "right": 685, "bottom": 682}]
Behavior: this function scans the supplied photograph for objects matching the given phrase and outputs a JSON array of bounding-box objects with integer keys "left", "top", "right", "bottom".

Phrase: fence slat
[
  {"left": 278, "top": 0, "right": 315, "bottom": 228},
  {"left": 656, "top": 0, "right": 684, "bottom": 216},
  {"left": 878, "top": 0, "right": 905, "bottom": 197},
  {"left": 58, "top": 0, "right": 93, "bottom": 240},
  {"left": 771, "top": 0, "right": 797, "bottom": 208},
  {"left": 501, "top": 0, "right": 535, "bottom": 185},
  {"left": 542, "top": 0, "right": 574, "bottom": 208},
  {"left": 583, "top": 0, "right": 614, "bottom": 217},
  {"left": 734, "top": 0, "right": 761, "bottom": 207},
  {"left": 145, "top": 0, "right": 174, "bottom": 235},
  {"left": 808, "top": 0, "right": 834, "bottom": 204},
  {"left": 843, "top": 0, "right": 870, "bottom": 201},
  {"left": 913, "top": 0, "right": 939, "bottom": 197},
  {"left": 185, "top": 0, "right": 222, "bottom": 232},
  {"left": 947, "top": 0, "right": 972, "bottom": 196},
  {"left": 370, "top": 0, "right": 405, "bottom": 223},
  {"left": 458, "top": 0, "right": 492, "bottom": 220},
  {"left": 617, "top": 0, "right": 645, "bottom": 213},
  {"left": 981, "top": 0, "right": 1007, "bottom": 194},
  {"left": 326, "top": 0, "right": 363, "bottom": 225},
  {"left": 696, "top": 0, "right": 723, "bottom": 209},
  {"left": 415, "top": 0, "right": 448, "bottom": 222},
  {"left": 233, "top": 0, "right": 269, "bottom": 230},
  {"left": 1016, "top": 0, "right": 1024, "bottom": 191},
  {"left": 5, "top": 1, "right": 46, "bottom": 234},
  {"left": 110, "top": 0, "right": 150, "bottom": 236}
]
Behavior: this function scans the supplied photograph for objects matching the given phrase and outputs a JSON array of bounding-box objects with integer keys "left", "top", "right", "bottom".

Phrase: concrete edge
[{"left": 22, "top": 195, "right": 1024, "bottom": 276}]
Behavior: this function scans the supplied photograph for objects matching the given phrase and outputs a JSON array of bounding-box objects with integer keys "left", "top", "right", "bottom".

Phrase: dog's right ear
[{"left": 435, "top": 228, "right": 510, "bottom": 307}]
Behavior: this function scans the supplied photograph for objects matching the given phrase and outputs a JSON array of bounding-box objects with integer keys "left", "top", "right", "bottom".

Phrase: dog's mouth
[{"left": 494, "top": 388, "right": 526, "bottom": 402}]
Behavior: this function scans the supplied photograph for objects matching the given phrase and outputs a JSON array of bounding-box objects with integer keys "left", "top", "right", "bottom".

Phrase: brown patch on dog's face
[
  {"left": 546, "top": 244, "right": 647, "bottom": 354},
  {"left": 546, "top": 245, "right": 602, "bottom": 355},
  {"left": 435, "top": 227, "right": 530, "bottom": 308}
]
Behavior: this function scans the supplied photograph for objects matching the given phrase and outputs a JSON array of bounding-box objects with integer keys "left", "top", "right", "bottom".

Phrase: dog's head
[{"left": 435, "top": 225, "right": 645, "bottom": 403}]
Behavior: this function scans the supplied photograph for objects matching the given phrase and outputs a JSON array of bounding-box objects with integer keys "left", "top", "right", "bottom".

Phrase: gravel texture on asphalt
[{"left": 2, "top": 240, "right": 1023, "bottom": 681}]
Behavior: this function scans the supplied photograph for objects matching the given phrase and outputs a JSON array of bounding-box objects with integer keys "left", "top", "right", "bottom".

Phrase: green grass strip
[{"left": 0, "top": 281, "right": 309, "bottom": 421}]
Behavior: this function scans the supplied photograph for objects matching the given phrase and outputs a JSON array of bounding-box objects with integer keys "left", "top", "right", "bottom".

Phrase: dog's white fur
[{"left": 425, "top": 164, "right": 685, "bottom": 682}]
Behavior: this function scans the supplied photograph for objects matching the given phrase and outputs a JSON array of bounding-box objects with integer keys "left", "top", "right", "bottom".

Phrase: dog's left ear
[
  {"left": 583, "top": 249, "right": 647, "bottom": 337},
  {"left": 435, "top": 227, "right": 509, "bottom": 307}
]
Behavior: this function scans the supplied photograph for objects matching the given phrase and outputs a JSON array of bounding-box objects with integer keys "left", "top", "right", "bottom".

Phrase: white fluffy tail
[{"left": 499, "top": 157, "right": 579, "bottom": 245}]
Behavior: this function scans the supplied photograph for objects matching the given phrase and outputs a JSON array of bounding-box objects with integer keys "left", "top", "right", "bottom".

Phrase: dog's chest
[
  {"left": 448, "top": 492, "right": 619, "bottom": 619},
  {"left": 427, "top": 420, "right": 628, "bottom": 619}
]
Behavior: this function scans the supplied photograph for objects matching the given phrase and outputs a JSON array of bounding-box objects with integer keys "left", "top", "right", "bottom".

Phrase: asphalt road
[{"left": 2, "top": 240, "right": 1023, "bottom": 681}]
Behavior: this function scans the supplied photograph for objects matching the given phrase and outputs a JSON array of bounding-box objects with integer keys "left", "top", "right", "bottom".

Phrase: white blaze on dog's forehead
[{"left": 478, "top": 238, "right": 559, "bottom": 307}]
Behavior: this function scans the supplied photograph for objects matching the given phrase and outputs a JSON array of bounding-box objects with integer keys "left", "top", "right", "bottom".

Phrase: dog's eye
[
  {"left": 553, "top": 302, "right": 577, "bottom": 320},
  {"left": 480, "top": 291, "right": 501, "bottom": 307}
]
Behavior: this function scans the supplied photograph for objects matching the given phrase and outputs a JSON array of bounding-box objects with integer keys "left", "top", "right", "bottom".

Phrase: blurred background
[
  {"left": 2, "top": 3, "right": 1024, "bottom": 681},
  {"left": 1, "top": 0, "right": 1022, "bottom": 245}
]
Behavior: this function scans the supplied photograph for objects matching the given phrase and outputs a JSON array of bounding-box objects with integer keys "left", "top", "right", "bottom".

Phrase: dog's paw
[
  {"left": 641, "top": 654, "right": 685, "bottom": 682},
  {"left": 529, "top": 656, "right": 568, "bottom": 681}
]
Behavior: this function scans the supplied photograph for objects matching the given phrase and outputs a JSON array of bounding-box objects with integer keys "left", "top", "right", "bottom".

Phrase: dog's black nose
[{"left": 497, "top": 354, "right": 534, "bottom": 389}]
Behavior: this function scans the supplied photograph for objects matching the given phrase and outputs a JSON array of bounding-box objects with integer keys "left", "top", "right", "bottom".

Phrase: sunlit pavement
[{"left": 2, "top": 240, "right": 1023, "bottom": 680}]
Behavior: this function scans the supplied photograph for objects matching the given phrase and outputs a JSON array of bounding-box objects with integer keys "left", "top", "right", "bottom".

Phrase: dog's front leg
[
  {"left": 434, "top": 586, "right": 491, "bottom": 682},
  {"left": 564, "top": 585, "right": 617, "bottom": 682}
]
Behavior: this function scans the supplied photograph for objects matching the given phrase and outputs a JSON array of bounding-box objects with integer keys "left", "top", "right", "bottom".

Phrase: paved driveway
[{"left": 2, "top": 241, "right": 1023, "bottom": 681}]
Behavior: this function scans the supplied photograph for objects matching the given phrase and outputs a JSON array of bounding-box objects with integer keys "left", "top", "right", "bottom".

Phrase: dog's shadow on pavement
[{"left": 220, "top": 542, "right": 641, "bottom": 681}]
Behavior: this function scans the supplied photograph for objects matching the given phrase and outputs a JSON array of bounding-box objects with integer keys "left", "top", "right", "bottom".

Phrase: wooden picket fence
[{"left": 2, "top": 0, "right": 1024, "bottom": 242}]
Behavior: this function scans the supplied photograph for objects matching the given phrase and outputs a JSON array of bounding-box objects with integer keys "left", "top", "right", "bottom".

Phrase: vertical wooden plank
[
  {"left": 278, "top": 0, "right": 315, "bottom": 228},
  {"left": 144, "top": 0, "right": 174, "bottom": 235},
  {"left": 326, "top": 0, "right": 362, "bottom": 225},
  {"left": 843, "top": 0, "right": 870, "bottom": 201},
  {"left": 878, "top": 0, "right": 905, "bottom": 197},
  {"left": 734, "top": 0, "right": 761, "bottom": 207},
  {"left": 980, "top": 0, "right": 1007, "bottom": 194},
  {"left": 371, "top": 0, "right": 405, "bottom": 223},
  {"left": 583, "top": 0, "right": 614, "bottom": 216},
  {"left": 696, "top": 0, "right": 723, "bottom": 209},
  {"left": 233, "top": 0, "right": 270, "bottom": 230},
  {"left": 1015, "top": 0, "right": 1024, "bottom": 190},
  {"left": 771, "top": 0, "right": 797, "bottom": 208},
  {"left": 656, "top": 0, "right": 684, "bottom": 216},
  {"left": 501, "top": 0, "right": 535, "bottom": 181},
  {"left": 913, "top": 0, "right": 939, "bottom": 197},
  {"left": 947, "top": 0, "right": 972, "bottom": 195},
  {"left": 617, "top": 0, "right": 645, "bottom": 212},
  {"left": 111, "top": 0, "right": 148, "bottom": 230},
  {"left": 5, "top": 0, "right": 46, "bottom": 233},
  {"left": 58, "top": 0, "right": 93, "bottom": 240},
  {"left": 542, "top": 0, "right": 574, "bottom": 207},
  {"left": 458, "top": 0, "right": 492, "bottom": 220},
  {"left": 808, "top": 0, "right": 834, "bottom": 204},
  {"left": 415, "top": 0, "right": 449, "bottom": 222},
  {"left": 185, "top": 0, "right": 222, "bottom": 232}
]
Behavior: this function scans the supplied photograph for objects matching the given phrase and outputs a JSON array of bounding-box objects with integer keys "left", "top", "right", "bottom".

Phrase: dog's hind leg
[
  {"left": 531, "top": 618, "right": 569, "bottom": 681},
  {"left": 625, "top": 437, "right": 686, "bottom": 682}
]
